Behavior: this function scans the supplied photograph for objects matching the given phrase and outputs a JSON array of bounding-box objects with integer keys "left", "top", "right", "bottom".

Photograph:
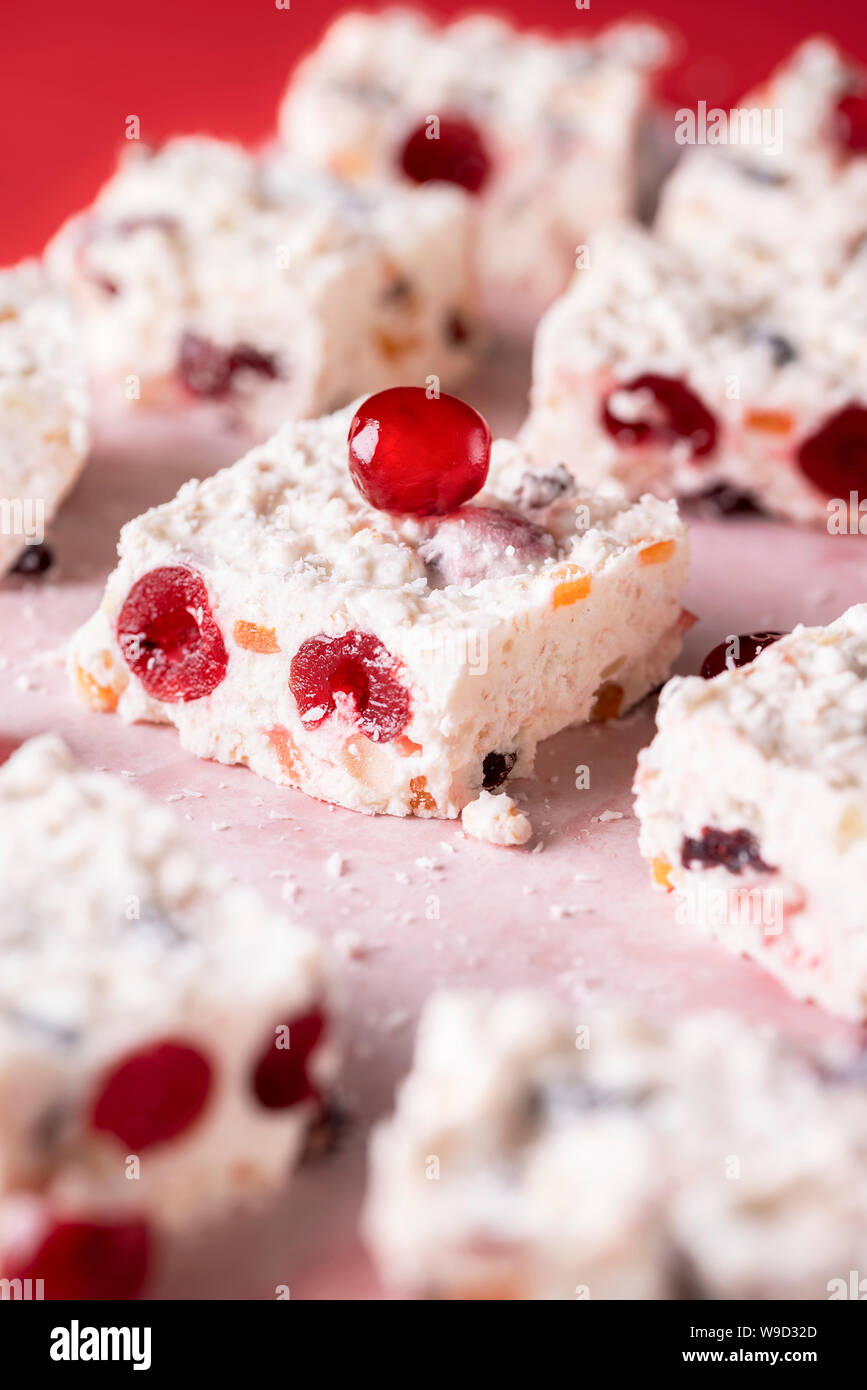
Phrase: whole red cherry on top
[
  {"left": 348, "top": 387, "right": 492, "bottom": 516},
  {"left": 399, "top": 116, "right": 491, "bottom": 193}
]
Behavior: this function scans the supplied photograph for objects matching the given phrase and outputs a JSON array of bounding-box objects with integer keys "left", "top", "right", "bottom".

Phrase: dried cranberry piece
[
  {"left": 228, "top": 343, "right": 279, "bottom": 379},
  {"left": 252, "top": 1011, "right": 326, "bottom": 1110},
  {"left": 681, "top": 827, "right": 774, "bottom": 875},
  {"left": 348, "top": 387, "right": 491, "bottom": 516},
  {"left": 400, "top": 116, "right": 491, "bottom": 193},
  {"left": 700, "top": 631, "right": 786, "bottom": 679},
  {"left": 797, "top": 405, "right": 867, "bottom": 499},
  {"left": 420, "top": 506, "right": 556, "bottom": 588},
  {"left": 117, "top": 566, "right": 228, "bottom": 703},
  {"left": 482, "top": 751, "right": 517, "bottom": 789},
  {"left": 290, "top": 630, "right": 410, "bottom": 742},
  {"left": 91, "top": 1040, "right": 212, "bottom": 1150},
  {"left": 3, "top": 1215, "right": 150, "bottom": 1300},
  {"left": 602, "top": 374, "right": 717, "bottom": 460}
]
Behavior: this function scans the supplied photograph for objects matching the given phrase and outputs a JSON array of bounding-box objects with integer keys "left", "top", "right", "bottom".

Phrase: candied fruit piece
[
  {"left": 267, "top": 725, "right": 306, "bottom": 783},
  {"left": 590, "top": 681, "right": 624, "bottom": 721},
  {"left": 482, "top": 751, "right": 517, "bottom": 790},
  {"left": 75, "top": 666, "right": 120, "bottom": 714},
  {"left": 290, "top": 630, "right": 410, "bottom": 743},
  {"left": 399, "top": 116, "right": 491, "bottom": 193},
  {"left": 348, "top": 387, "right": 491, "bottom": 516},
  {"left": 744, "top": 408, "right": 794, "bottom": 434},
  {"left": 835, "top": 89, "right": 867, "bottom": 153},
  {"left": 700, "top": 631, "right": 785, "bottom": 679},
  {"left": 551, "top": 564, "right": 592, "bottom": 609},
  {"left": 409, "top": 775, "right": 437, "bottom": 813},
  {"left": 3, "top": 1213, "right": 150, "bottom": 1301},
  {"left": 91, "top": 1040, "right": 212, "bottom": 1150},
  {"left": 651, "top": 857, "right": 673, "bottom": 891},
  {"left": 602, "top": 375, "right": 717, "bottom": 460},
  {"left": 797, "top": 405, "right": 867, "bottom": 499},
  {"left": 117, "top": 567, "right": 228, "bottom": 703},
  {"left": 252, "top": 1011, "right": 326, "bottom": 1110},
  {"left": 638, "top": 539, "right": 676, "bottom": 566},
  {"left": 681, "top": 827, "right": 774, "bottom": 875},
  {"left": 233, "top": 620, "right": 280, "bottom": 654}
]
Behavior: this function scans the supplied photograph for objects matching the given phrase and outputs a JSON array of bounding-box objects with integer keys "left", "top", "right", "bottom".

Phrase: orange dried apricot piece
[
  {"left": 638, "top": 539, "right": 676, "bottom": 566},
  {"left": 75, "top": 666, "right": 119, "bottom": 714},
  {"left": 233, "top": 621, "right": 280, "bottom": 654},
  {"left": 591, "top": 680, "right": 624, "bottom": 721},
  {"left": 551, "top": 564, "right": 592, "bottom": 610},
  {"left": 744, "top": 409, "right": 794, "bottom": 435},
  {"left": 409, "top": 775, "right": 437, "bottom": 814},
  {"left": 267, "top": 726, "right": 305, "bottom": 784},
  {"left": 651, "top": 857, "right": 673, "bottom": 891}
]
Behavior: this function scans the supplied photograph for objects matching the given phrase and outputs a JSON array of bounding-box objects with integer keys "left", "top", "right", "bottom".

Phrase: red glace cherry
[
  {"left": 700, "top": 631, "right": 786, "bottom": 679},
  {"left": 178, "top": 333, "right": 278, "bottom": 399},
  {"left": 348, "top": 387, "right": 491, "bottom": 516},
  {"left": 252, "top": 1010, "right": 326, "bottom": 1109},
  {"left": 290, "top": 630, "right": 410, "bottom": 742},
  {"left": 602, "top": 374, "right": 717, "bottom": 460},
  {"left": 399, "top": 116, "right": 491, "bottom": 192},
  {"left": 117, "top": 567, "right": 228, "bottom": 703},
  {"left": 835, "top": 88, "right": 867, "bottom": 153},
  {"left": 91, "top": 1040, "right": 213, "bottom": 1150},
  {"left": 797, "top": 405, "right": 867, "bottom": 499},
  {"left": 3, "top": 1214, "right": 150, "bottom": 1300}
]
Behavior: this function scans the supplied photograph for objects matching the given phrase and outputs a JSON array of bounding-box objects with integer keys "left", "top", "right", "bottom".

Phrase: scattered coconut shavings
[
  {"left": 325, "top": 852, "right": 346, "bottom": 879},
  {"left": 594, "top": 809, "right": 624, "bottom": 823}
]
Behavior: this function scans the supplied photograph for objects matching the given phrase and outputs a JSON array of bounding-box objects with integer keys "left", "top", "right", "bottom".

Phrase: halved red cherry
[
  {"left": 602, "top": 374, "right": 717, "bottom": 460},
  {"left": 700, "top": 631, "right": 785, "bottom": 679},
  {"left": 3, "top": 1213, "right": 150, "bottom": 1300},
  {"left": 290, "top": 630, "right": 410, "bottom": 742},
  {"left": 419, "top": 506, "right": 557, "bottom": 587},
  {"left": 797, "top": 405, "right": 867, "bottom": 498},
  {"left": 91, "top": 1040, "right": 213, "bottom": 1150},
  {"left": 835, "top": 88, "right": 867, "bottom": 153},
  {"left": 117, "top": 567, "right": 228, "bottom": 703},
  {"left": 252, "top": 1010, "right": 326, "bottom": 1109},
  {"left": 348, "top": 387, "right": 491, "bottom": 516},
  {"left": 399, "top": 116, "right": 491, "bottom": 192}
]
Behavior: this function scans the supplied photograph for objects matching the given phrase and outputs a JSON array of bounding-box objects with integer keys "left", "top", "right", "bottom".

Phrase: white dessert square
[
  {"left": 68, "top": 397, "right": 688, "bottom": 819},
  {"left": 0, "top": 262, "right": 90, "bottom": 574},
  {"left": 634, "top": 606, "right": 867, "bottom": 1019},
  {"left": 279, "top": 10, "right": 667, "bottom": 332},
  {"left": 522, "top": 222, "right": 867, "bottom": 526},
  {"left": 365, "top": 991, "right": 867, "bottom": 1299},
  {"left": 0, "top": 737, "right": 336, "bottom": 1298},
  {"left": 657, "top": 39, "right": 867, "bottom": 293},
  {"left": 46, "top": 137, "right": 479, "bottom": 436}
]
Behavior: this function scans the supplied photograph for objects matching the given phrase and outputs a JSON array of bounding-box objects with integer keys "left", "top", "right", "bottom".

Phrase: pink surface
[{"left": 2, "top": 348, "right": 866, "bottom": 1299}]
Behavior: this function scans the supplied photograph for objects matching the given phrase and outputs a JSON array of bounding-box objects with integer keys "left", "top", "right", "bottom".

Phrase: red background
[{"left": 1, "top": 0, "right": 865, "bottom": 264}]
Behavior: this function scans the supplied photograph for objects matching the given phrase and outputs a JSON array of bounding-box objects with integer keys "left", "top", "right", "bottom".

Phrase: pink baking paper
[{"left": 2, "top": 348, "right": 865, "bottom": 1299}]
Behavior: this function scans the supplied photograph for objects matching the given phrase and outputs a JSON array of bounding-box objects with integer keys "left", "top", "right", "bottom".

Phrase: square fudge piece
[
  {"left": 634, "top": 607, "right": 867, "bottom": 1019},
  {"left": 278, "top": 10, "right": 667, "bottom": 332},
  {"left": 69, "top": 392, "right": 688, "bottom": 819},
  {"left": 0, "top": 737, "right": 336, "bottom": 1299},
  {"left": 46, "top": 137, "right": 479, "bottom": 437},
  {"left": 365, "top": 991, "right": 867, "bottom": 1300},
  {"left": 522, "top": 222, "right": 867, "bottom": 526},
  {"left": 0, "top": 262, "right": 90, "bottom": 574},
  {"left": 657, "top": 39, "right": 867, "bottom": 293}
]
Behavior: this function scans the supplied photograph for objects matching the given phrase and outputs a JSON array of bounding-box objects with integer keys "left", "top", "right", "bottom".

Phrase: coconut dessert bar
[
  {"left": 522, "top": 222, "right": 867, "bottom": 526},
  {"left": 657, "top": 39, "right": 867, "bottom": 294},
  {"left": 69, "top": 389, "right": 689, "bottom": 819},
  {"left": 365, "top": 991, "right": 867, "bottom": 1299},
  {"left": 635, "top": 608, "right": 867, "bottom": 1019},
  {"left": 0, "top": 737, "right": 336, "bottom": 1299},
  {"left": 0, "top": 262, "right": 90, "bottom": 574},
  {"left": 46, "top": 137, "right": 479, "bottom": 437},
  {"left": 278, "top": 10, "right": 667, "bottom": 332}
]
